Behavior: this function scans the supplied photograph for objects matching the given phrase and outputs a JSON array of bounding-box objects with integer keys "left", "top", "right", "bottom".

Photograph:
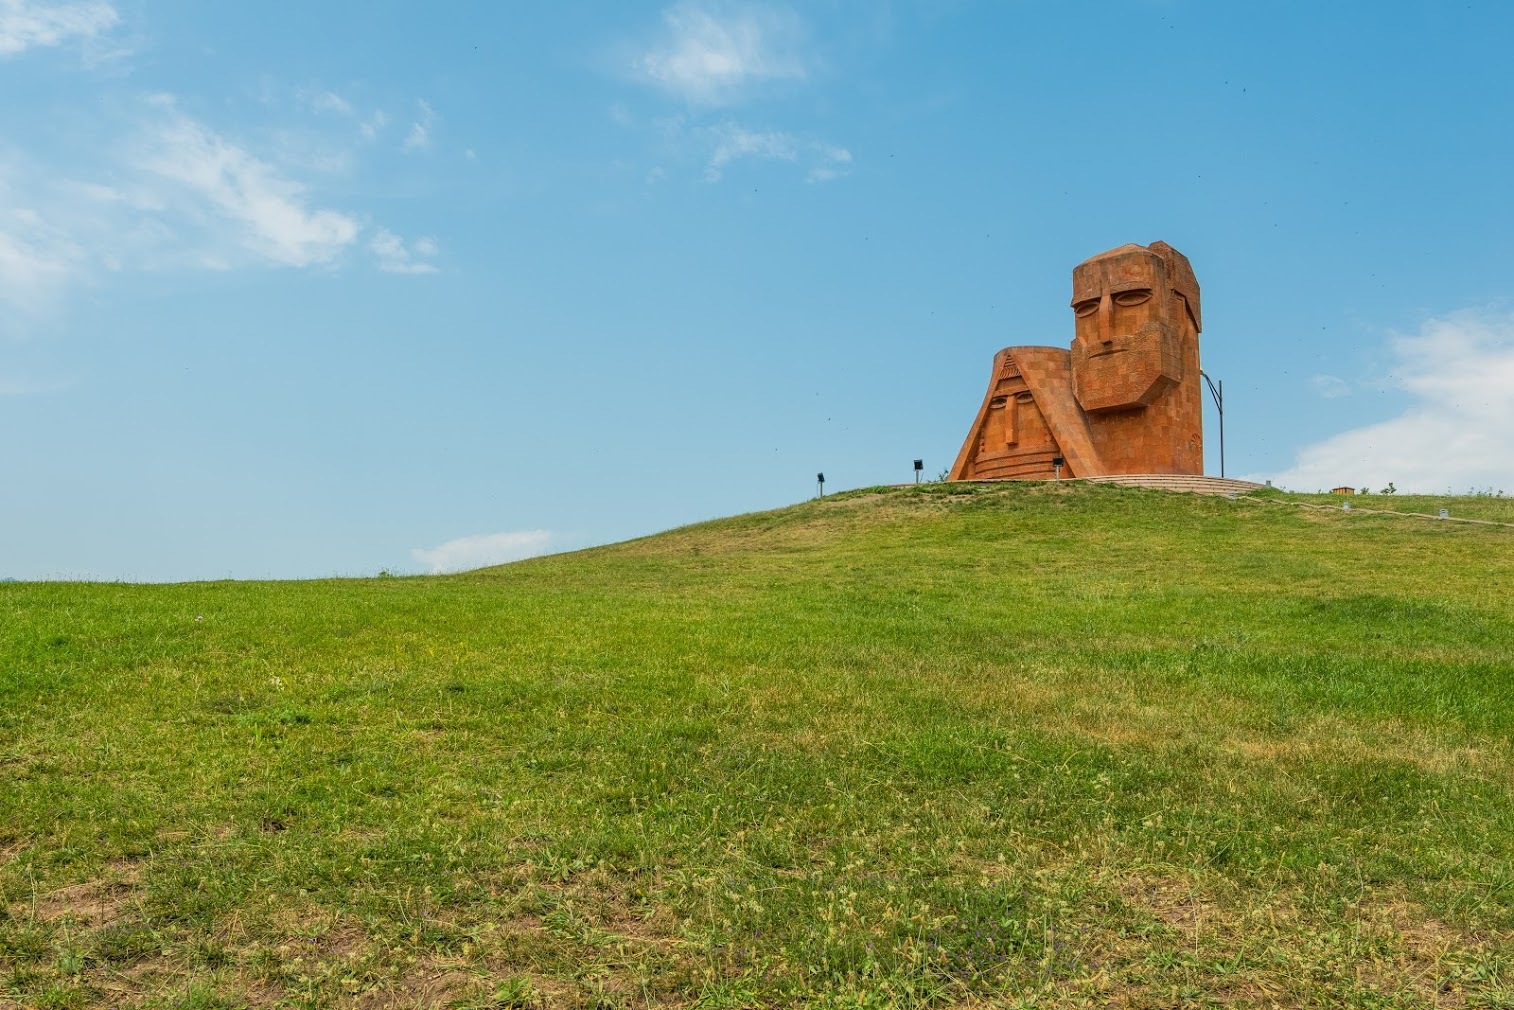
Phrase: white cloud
[
  {"left": 1310, "top": 374, "right": 1351, "bottom": 399},
  {"left": 702, "top": 122, "right": 851, "bottom": 182},
  {"left": 369, "top": 228, "right": 438, "bottom": 274},
  {"left": 805, "top": 144, "right": 852, "bottom": 183},
  {"left": 0, "top": 95, "right": 441, "bottom": 317},
  {"left": 411, "top": 530, "right": 555, "bottom": 574},
  {"left": 705, "top": 123, "right": 798, "bottom": 179},
  {"left": 1268, "top": 310, "right": 1514, "bottom": 494},
  {"left": 403, "top": 100, "right": 436, "bottom": 151},
  {"left": 0, "top": 0, "right": 118, "bottom": 57},
  {"left": 0, "top": 157, "right": 152, "bottom": 322},
  {"left": 637, "top": 1, "right": 809, "bottom": 106},
  {"left": 136, "top": 103, "right": 360, "bottom": 268},
  {"left": 0, "top": 212, "right": 78, "bottom": 314},
  {"left": 360, "top": 110, "right": 387, "bottom": 141},
  {"left": 307, "top": 90, "right": 353, "bottom": 116}
]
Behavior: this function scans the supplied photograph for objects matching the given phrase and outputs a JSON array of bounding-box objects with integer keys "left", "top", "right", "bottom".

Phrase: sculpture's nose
[{"left": 1097, "top": 296, "right": 1114, "bottom": 343}]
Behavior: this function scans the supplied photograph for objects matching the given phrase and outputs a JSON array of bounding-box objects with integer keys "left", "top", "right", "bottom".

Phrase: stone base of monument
[
  {"left": 944, "top": 474, "right": 1264, "bottom": 495},
  {"left": 1078, "top": 474, "right": 1266, "bottom": 495}
]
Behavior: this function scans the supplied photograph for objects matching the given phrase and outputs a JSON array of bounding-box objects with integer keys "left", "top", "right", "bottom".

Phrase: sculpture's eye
[
  {"left": 1073, "top": 299, "right": 1099, "bottom": 318},
  {"left": 1112, "top": 288, "right": 1152, "bottom": 307}
]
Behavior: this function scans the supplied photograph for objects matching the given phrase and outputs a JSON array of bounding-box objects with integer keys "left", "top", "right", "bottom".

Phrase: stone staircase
[{"left": 1078, "top": 474, "right": 1266, "bottom": 495}]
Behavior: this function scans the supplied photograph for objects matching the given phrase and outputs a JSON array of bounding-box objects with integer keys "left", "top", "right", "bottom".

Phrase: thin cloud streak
[
  {"left": 701, "top": 122, "right": 850, "bottom": 182},
  {"left": 1310, "top": 374, "right": 1351, "bottom": 399},
  {"left": 403, "top": 100, "right": 436, "bottom": 151},
  {"left": 136, "top": 102, "right": 360, "bottom": 268},
  {"left": 307, "top": 90, "right": 353, "bottom": 116}
]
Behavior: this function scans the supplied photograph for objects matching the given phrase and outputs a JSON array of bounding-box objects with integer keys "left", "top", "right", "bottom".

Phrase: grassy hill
[{"left": 2, "top": 482, "right": 1512, "bottom": 1009}]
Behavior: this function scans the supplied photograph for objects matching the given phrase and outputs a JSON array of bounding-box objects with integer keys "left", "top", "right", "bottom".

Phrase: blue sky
[{"left": 3, "top": 0, "right": 1513, "bottom": 580}]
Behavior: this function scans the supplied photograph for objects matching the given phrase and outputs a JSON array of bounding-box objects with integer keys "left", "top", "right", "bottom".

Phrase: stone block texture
[{"left": 949, "top": 241, "right": 1204, "bottom": 481}]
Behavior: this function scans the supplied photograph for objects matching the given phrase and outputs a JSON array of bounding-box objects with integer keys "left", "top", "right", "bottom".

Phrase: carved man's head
[{"left": 1069, "top": 241, "right": 1201, "bottom": 413}]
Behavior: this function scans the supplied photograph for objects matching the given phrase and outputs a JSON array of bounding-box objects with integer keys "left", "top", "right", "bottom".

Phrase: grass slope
[{"left": 2, "top": 482, "right": 1513, "bottom": 1009}]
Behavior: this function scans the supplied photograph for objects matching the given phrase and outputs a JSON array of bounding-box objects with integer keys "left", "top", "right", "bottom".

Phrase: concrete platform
[
  {"left": 943, "top": 474, "right": 1265, "bottom": 495},
  {"left": 1079, "top": 474, "right": 1266, "bottom": 495}
]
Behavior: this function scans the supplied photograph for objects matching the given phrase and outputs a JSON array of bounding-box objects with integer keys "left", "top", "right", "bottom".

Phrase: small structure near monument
[
  {"left": 1330, "top": 486, "right": 1356, "bottom": 495},
  {"left": 949, "top": 241, "right": 1204, "bottom": 481}
]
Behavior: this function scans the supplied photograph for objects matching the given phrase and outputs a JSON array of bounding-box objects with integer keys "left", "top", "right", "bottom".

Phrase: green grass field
[{"left": 3, "top": 482, "right": 1512, "bottom": 1009}]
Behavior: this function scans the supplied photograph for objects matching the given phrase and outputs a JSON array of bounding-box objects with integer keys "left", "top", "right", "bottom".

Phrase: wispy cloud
[
  {"left": 0, "top": 0, "right": 118, "bottom": 57},
  {"left": 411, "top": 530, "right": 555, "bottom": 574},
  {"left": 626, "top": 7, "right": 849, "bottom": 184},
  {"left": 0, "top": 93, "right": 443, "bottom": 318},
  {"left": 359, "top": 110, "right": 387, "bottom": 141},
  {"left": 403, "top": 100, "right": 436, "bottom": 151},
  {"left": 306, "top": 90, "right": 353, "bottom": 116},
  {"left": 705, "top": 123, "right": 797, "bottom": 178},
  {"left": 136, "top": 100, "right": 360, "bottom": 268},
  {"left": 369, "top": 228, "right": 438, "bottom": 274},
  {"left": 636, "top": 1, "right": 810, "bottom": 106},
  {"left": 1310, "top": 374, "right": 1351, "bottom": 399},
  {"left": 702, "top": 122, "right": 850, "bottom": 182},
  {"left": 1268, "top": 310, "right": 1514, "bottom": 493},
  {"left": 804, "top": 144, "right": 851, "bottom": 183},
  {"left": 0, "top": 209, "right": 79, "bottom": 314}
]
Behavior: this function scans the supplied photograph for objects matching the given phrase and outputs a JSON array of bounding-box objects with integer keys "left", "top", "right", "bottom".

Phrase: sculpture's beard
[{"left": 1072, "top": 320, "right": 1182, "bottom": 412}]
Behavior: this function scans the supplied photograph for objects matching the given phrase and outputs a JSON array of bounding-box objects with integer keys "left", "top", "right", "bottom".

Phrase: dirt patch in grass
[
  {"left": 23, "top": 859, "right": 143, "bottom": 925},
  {"left": 1344, "top": 893, "right": 1489, "bottom": 1009},
  {"left": 1111, "top": 874, "right": 1506, "bottom": 1009},
  {"left": 307, "top": 919, "right": 369, "bottom": 960},
  {"left": 356, "top": 964, "right": 472, "bottom": 1008},
  {"left": 1119, "top": 874, "right": 1219, "bottom": 935},
  {"left": 84, "top": 952, "right": 197, "bottom": 1009}
]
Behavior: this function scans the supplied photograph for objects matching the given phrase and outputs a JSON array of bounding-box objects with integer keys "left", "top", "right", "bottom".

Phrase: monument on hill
[{"left": 948, "top": 241, "right": 1204, "bottom": 481}]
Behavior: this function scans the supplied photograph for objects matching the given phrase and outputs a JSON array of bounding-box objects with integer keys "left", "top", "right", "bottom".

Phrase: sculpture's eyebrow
[{"left": 1108, "top": 280, "right": 1154, "bottom": 294}]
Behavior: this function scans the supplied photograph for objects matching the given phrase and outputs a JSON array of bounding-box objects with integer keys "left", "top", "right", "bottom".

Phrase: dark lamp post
[{"left": 1200, "top": 370, "right": 1225, "bottom": 478}]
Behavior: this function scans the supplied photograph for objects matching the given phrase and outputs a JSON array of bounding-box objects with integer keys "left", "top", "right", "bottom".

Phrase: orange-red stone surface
[{"left": 949, "top": 241, "right": 1204, "bottom": 481}]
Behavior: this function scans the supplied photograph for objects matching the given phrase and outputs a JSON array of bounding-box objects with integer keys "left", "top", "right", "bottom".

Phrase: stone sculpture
[{"left": 948, "top": 241, "right": 1204, "bottom": 481}]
